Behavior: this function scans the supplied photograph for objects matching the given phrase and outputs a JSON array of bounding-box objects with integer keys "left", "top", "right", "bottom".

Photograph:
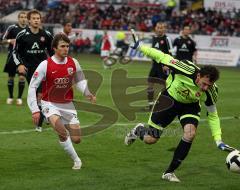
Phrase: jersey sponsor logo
[
  {"left": 177, "top": 89, "right": 190, "bottom": 99},
  {"left": 179, "top": 43, "right": 189, "bottom": 52},
  {"left": 67, "top": 67, "right": 74, "bottom": 75},
  {"left": 40, "top": 36, "right": 45, "bottom": 42},
  {"left": 181, "top": 89, "right": 190, "bottom": 97},
  {"left": 160, "top": 40, "right": 164, "bottom": 44},
  {"left": 54, "top": 77, "right": 69, "bottom": 85},
  {"left": 181, "top": 43, "right": 187, "bottom": 49},
  {"left": 32, "top": 42, "right": 40, "bottom": 49},
  {"left": 54, "top": 77, "right": 70, "bottom": 89},
  {"left": 154, "top": 42, "right": 160, "bottom": 48},
  {"left": 27, "top": 49, "right": 45, "bottom": 54}
]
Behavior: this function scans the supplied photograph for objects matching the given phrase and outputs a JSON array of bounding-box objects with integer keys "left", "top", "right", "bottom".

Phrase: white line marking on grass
[
  {"left": 0, "top": 116, "right": 238, "bottom": 135},
  {"left": 0, "top": 128, "right": 52, "bottom": 135}
]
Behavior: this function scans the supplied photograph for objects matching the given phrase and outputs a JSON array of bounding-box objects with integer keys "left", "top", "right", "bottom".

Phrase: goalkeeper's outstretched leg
[
  {"left": 125, "top": 90, "right": 175, "bottom": 146},
  {"left": 124, "top": 123, "right": 163, "bottom": 145}
]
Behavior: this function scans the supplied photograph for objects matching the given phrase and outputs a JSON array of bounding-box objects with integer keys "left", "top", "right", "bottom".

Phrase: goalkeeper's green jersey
[
  {"left": 140, "top": 45, "right": 222, "bottom": 141},
  {"left": 140, "top": 45, "right": 218, "bottom": 106}
]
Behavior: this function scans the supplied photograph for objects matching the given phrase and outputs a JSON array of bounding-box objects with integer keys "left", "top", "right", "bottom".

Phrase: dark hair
[
  {"left": 152, "top": 22, "right": 166, "bottom": 30},
  {"left": 156, "top": 22, "right": 166, "bottom": 27},
  {"left": 27, "top": 9, "right": 41, "bottom": 20},
  {"left": 18, "top": 11, "right": 26, "bottom": 18},
  {"left": 62, "top": 19, "right": 72, "bottom": 27},
  {"left": 199, "top": 65, "right": 220, "bottom": 82},
  {"left": 51, "top": 33, "right": 70, "bottom": 49},
  {"left": 183, "top": 24, "right": 191, "bottom": 29}
]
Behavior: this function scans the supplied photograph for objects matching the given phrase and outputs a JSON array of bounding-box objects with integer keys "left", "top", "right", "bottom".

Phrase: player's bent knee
[
  {"left": 19, "top": 75, "right": 25, "bottom": 81},
  {"left": 183, "top": 124, "right": 197, "bottom": 141},
  {"left": 184, "top": 133, "right": 195, "bottom": 142},
  {"left": 144, "top": 135, "right": 158, "bottom": 144},
  {"left": 71, "top": 136, "right": 81, "bottom": 144}
]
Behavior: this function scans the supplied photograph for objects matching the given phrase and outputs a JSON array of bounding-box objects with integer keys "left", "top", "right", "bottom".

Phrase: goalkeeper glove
[{"left": 216, "top": 140, "right": 236, "bottom": 152}]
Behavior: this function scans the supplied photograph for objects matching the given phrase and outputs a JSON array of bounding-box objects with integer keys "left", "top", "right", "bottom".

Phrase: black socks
[
  {"left": 18, "top": 80, "right": 25, "bottom": 98},
  {"left": 165, "top": 138, "right": 192, "bottom": 174},
  {"left": 8, "top": 79, "right": 14, "bottom": 98}
]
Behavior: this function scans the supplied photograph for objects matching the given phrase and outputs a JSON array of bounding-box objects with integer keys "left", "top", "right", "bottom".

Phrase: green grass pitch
[{"left": 0, "top": 52, "right": 239, "bottom": 190}]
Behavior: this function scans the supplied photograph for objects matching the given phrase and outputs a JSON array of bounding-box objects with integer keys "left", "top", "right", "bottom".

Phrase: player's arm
[
  {"left": 45, "top": 30, "right": 54, "bottom": 56},
  {"left": 171, "top": 37, "right": 178, "bottom": 57},
  {"left": 192, "top": 40, "right": 197, "bottom": 63},
  {"left": 193, "top": 51, "right": 197, "bottom": 64},
  {"left": 205, "top": 86, "right": 235, "bottom": 152},
  {"left": 12, "top": 30, "right": 27, "bottom": 73},
  {"left": 27, "top": 61, "right": 47, "bottom": 125},
  {"left": 206, "top": 104, "right": 222, "bottom": 142},
  {"left": 162, "top": 36, "right": 174, "bottom": 73},
  {"left": 0, "top": 25, "right": 15, "bottom": 45},
  {"left": 73, "top": 58, "right": 96, "bottom": 103},
  {"left": 130, "top": 30, "right": 195, "bottom": 74},
  {"left": 205, "top": 85, "right": 222, "bottom": 142},
  {"left": 166, "top": 36, "right": 174, "bottom": 56},
  {"left": 138, "top": 45, "right": 196, "bottom": 75}
]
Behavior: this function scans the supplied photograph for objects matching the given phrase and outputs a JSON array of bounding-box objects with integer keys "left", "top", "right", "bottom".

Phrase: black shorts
[
  {"left": 148, "top": 90, "right": 201, "bottom": 137},
  {"left": 148, "top": 62, "right": 168, "bottom": 81},
  {"left": 3, "top": 54, "right": 18, "bottom": 77},
  {"left": 25, "top": 67, "right": 36, "bottom": 84}
]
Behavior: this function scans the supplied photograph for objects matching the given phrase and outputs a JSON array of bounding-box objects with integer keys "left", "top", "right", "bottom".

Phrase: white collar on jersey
[{"left": 51, "top": 55, "right": 67, "bottom": 64}]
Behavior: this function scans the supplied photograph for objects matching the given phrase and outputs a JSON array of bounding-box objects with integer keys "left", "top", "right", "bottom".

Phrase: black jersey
[
  {"left": 152, "top": 34, "right": 172, "bottom": 62},
  {"left": 149, "top": 34, "right": 173, "bottom": 80},
  {"left": 173, "top": 36, "right": 196, "bottom": 62},
  {"left": 13, "top": 27, "right": 53, "bottom": 68},
  {"left": 152, "top": 35, "right": 172, "bottom": 54},
  {"left": 1, "top": 24, "right": 26, "bottom": 52}
]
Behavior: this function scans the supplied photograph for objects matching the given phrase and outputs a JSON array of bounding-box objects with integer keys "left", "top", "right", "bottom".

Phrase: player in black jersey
[
  {"left": 13, "top": 9, "right": 53, "bottom": 132},
  {"left": 173, "top": 25, "right": 197, "bottom": 62},
  {"left": 147, "top": 22, "right": 173, "bottom": 109},
  {"left": 2, "top": 11, "right": 27, "bottom": 105}
]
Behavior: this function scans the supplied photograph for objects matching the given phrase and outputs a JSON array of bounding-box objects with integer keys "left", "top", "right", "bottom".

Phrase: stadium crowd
[
  {"left": 44, "top": 3, "right": 240, "bottom": 36},
  {"left": 0, "top": 0, "right": 22, "bottom": 18}
]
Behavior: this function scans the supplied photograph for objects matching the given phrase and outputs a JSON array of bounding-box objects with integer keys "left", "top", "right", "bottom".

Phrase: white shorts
[
  {"left": 41, "top": 100, "right": 80, "bottom": 125},
  {"left": 101, "top": 50, "right": 110, "bottom": 57}
]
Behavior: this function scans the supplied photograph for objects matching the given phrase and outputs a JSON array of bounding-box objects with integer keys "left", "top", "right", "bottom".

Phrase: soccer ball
[{"left": 226, "top": 150, "right": 240, "bottom": 174}]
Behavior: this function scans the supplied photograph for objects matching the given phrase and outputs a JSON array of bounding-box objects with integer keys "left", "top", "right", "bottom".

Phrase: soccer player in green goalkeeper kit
[{"left": 125, "top": 35, "right": 236, "bottom": 182}]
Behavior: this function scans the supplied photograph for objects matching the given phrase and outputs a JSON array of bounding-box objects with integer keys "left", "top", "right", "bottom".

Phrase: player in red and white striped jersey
[{"left": 27, "top": 33, "right": 96, "bottom": 170}]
